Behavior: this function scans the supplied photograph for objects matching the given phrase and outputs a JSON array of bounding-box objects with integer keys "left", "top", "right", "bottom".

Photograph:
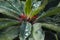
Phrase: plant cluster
[{"left": 0, "top": 0, "right": 60, "bottom": 40}]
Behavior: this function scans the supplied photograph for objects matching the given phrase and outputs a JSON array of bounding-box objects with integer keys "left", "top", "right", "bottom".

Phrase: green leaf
[
  {"left": 28, "top": 37, "right": 34, "bottom": 40},
  {"left": 20, "top": 22, "right": 32, "bottom": 40},
  {"left": 24, "top": 0, "right": 32, "bottom": 16},
  {"left": 40, "top": 7, "right": 60, "bottom": 18},
  {"left": 0, "top": 1, "right": 24, "bottom": 19},
  {"left": 0, "top": 26, "right": 19, "bottom": 40},
  {"left": 6, "top": 0, "right": 22, "bottom": 14},
  {"left": 29, "top": 0, "right": 48, "bottom": 18},
  {"left": 18, "top": 1, "right": 25, "bottom": 13},
  {"left": 0, "top": 1, "right": 20, "bottom": 15},
  {"left": 0, "top": 7, "right": 19, "bottom": 19},
  {"left": 35, "top": 7, "right": 60, "bottom": 22},
  {"left": 0, "top": 21, "right": 20, "bottom": 29},
  {"left": 40, "top": 23, "right": 60, "bottom": 32},
  {"left": 33, "top": 23, "right": 45, "bottom": 40},
  {"left": 0, "top": 18, "right": 17, "bottom": 22}
]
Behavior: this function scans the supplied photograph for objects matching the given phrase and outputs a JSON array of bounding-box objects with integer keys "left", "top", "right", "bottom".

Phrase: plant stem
[{"left": 55, "top": 34, "right": 58, "bottom": 40}]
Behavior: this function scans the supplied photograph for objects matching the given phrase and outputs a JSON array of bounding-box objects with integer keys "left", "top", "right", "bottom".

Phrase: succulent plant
[{"left": 0, "top": 0, "right": 60, "bottom": 40}]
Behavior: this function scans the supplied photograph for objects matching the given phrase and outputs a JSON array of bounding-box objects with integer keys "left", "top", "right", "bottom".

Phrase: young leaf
[
  {"left": 33, "top": 23, "right": 45, "bottom": 40},
  {"left": 24, "top": 0, "right": 32, "bottom": 16},
  {"left": 29, "top": 0, "right": 48, "bottom": 18}
]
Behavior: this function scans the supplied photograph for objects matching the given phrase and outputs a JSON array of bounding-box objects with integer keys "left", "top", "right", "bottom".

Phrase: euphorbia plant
[{"left": 0, "top": 0, "right": 60, "bottom": 40}]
